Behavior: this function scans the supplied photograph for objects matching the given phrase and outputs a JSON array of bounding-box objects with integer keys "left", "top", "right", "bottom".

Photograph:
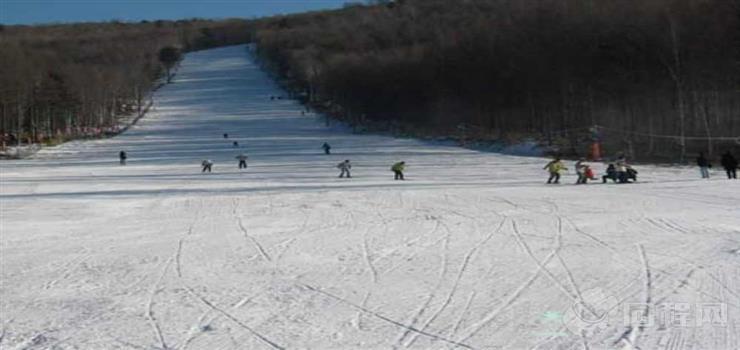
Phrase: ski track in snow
[{"left": 1, "top": 45, "right": 739, "bottom": 349}]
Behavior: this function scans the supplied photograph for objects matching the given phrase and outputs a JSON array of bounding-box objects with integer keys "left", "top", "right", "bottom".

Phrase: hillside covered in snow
[{"left": 1, "top": 45, "right": 738, "bottom": 350}]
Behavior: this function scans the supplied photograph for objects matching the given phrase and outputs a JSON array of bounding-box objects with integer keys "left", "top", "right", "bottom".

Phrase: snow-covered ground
[{"left": 1, "top": 45, "right": 738, "bottom": 350}]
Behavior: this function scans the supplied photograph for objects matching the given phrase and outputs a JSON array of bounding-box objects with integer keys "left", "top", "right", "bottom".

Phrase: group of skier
[
  {"left": 696, "top": 151, "right": 738, "bottom": 179},
  {"left": 333, "top": 159, "right": 405, "bottom": 180},
  {"left": 117, "top": 137, "right": 409, "bottom": 179},
  {"left": 200, "top": 134, "right": 244, "bottom": 173},
  {"left": 117, "top": 135, "right": 737, "bottom": 184},
  {"left": 544, "top": 155, "right": 638, "bottom": 184},
  {"left": 543, "top": 149, "right": 739, "bottom": 185}
]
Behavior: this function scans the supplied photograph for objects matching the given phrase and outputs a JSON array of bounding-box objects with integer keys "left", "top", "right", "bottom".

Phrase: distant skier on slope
[
  {"left": 721, "top": 151, "right": 738, "bottom": 179},
  {"left": 575, "top": 158, "right": 588, "bottom": 184},
  {"left": 223, "top": 133, "right": 229, "bottom": 139},
  {"left": 696, "top": 152, "right": 711, "bottom": 179},
  {"left": 543, "top": 157, "right": 567, "bottom": 184},
  {"left": 391, "top": 161, "right": 406, "bottom": 180},
  {"left": 235, "top": 153, "right": 248, "bottom": 169},
  {"left": 119, "top": 150, "right": 127, "bottom": 165},
  {"left": 337, "top": 159, "right": 351, "bottom": 178},
  {"left": 201, "top": 159, "right": 213, "bottom": 173},
  {"left": 602, "top": 163, "right": 618, "bottom": 183},
  {"left": 583, "top": 165, "right": 596, "bottom": 183},
  {"left": 322, "top": 142, "right": 332, "bottom": 155},
  {"left": 615, "top": 157, "right": 629, "bottom": 183},
  {"left": 233, "top": 141, "right": 239, "bottom": 147}
]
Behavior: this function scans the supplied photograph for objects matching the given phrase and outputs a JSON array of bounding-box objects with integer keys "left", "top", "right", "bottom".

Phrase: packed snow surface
[{"left": 1, "top": 45, "right": 738, "bottom": 350}]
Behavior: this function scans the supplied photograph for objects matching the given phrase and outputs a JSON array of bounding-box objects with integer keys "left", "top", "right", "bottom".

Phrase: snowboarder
[
  {"left": 235, "top": 153, "right": 248, "bottom": 169},
  {"left": 696, "top": 152, "right": 711, "bottom": 179},
  {"left": 721, "top": 151, "right": 738, "bottom": 179},
  {"left": 337, "top": 159, "right": 351, "bottom": 178},
  {"left": 233, "top": 141, "right": 239, "bottom": 147},
  {"left": 322, "top": 142, "right": 332, "bottom": 155},
  {"left": 119, "top": 150, "right": 127, "bottom": 165},
  {"left": 223, "top": 133, "right": 229, "bottom": 139},
  {"left": 602, "top": 163, "right": 618, "bottom": 183},
  {"left": 543, "top": 157, "right": 567, "bottom": 184},
  {"left": 391, "top": 161, "right": 406, "bottom": 180},
  {"left": 201, "top": 159, "right": 213, "bottom": 173}
]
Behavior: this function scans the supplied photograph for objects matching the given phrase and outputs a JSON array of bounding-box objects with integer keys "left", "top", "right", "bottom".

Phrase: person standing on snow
[
  {"left": 615, "top": 157, "right": 629, "bottom": 183},
  {"left": 119, "top": 150, "right": 127, "bottom": 165},
  {"left": 201, "top": 159, "right": 213, "bottom": 173},
  {"left": 575, "top": 158, "right": 588, "bottom": 184},
  {"left": 337, "top": 159, "right": 352, "bottom": 178},
  {"left": 696, "top": 152, "right": 711, "bottom": 179},
  {"left": 543, "top": 157, "right": 567, "bottom": 184},
  {"left": 235, "top": 153, "right": 248, "bottom": 169},
  {"left": 322, "top": 142, "right": 332, "bottom": 155},
  {"left": 721, "top": 151, "right": 738, "bottom": 179},
  {"left": 391, "top": 161, "right": 406, "bottom": 180}
]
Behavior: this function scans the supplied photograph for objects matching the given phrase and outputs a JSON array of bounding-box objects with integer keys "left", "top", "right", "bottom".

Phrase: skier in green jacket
[{"left": 391, "top": 161, "right": 406, "bottom": 180}]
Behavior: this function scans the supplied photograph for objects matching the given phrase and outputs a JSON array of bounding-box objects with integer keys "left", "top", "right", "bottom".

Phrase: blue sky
[{"left": 0, "top": 0, "right": 349, "bottom": 25}]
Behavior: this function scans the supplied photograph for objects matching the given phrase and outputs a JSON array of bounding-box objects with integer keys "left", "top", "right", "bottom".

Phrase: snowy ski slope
[{"left": 1, "top": 45, "right": 738, "bottom": 350}]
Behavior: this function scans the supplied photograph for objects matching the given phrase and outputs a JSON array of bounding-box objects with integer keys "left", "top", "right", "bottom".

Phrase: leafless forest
[
  {"left": 0, "top": 19, "right": 251, "bottom": 147},
  {"left": 253, "top": 0, "right": 740, "bottom": 161},
  {"left": 2, "top": 0, "right": 738, "bottom": 161}
]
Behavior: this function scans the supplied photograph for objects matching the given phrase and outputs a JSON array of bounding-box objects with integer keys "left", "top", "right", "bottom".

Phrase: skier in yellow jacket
[
  {"left": 391, "top": 161, "right": 406, "bottom": 180},
  {"left": 543, "top": 157, "right": 567, "bottom": 184}
]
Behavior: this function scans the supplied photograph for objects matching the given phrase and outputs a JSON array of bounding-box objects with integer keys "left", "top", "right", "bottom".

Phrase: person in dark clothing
[
  {"left": 233, "top": 141, "right": 239, "bottom": 147},
  {"left": 223, "top": 133, "right": 229, "bottom": 139},
  {"left": 235, "top": 154, "right": 248, "bottom": 169},
  {"left": 119, "top": 150, "right": 127, "bottom": 165},
  {"left": 696, "top": 152, "right": 711, "bottom": 179},
  {"left": 602, "top": 164, "right": 617, "bottom": 183},
  {"left": 337, "top": 160, "right": 351, "bottom": 178},
  {"left": 624, "top": 166, "right": 638, "bottom": 182},
  {"left": 202, "top": 160, "right": 213, "bottom": 173},
  {"left": 322, "top": 142, "right": 332, "bottom": 155},
  {"left": 721, "top": 151, "right": 738, "bottom": 179}
]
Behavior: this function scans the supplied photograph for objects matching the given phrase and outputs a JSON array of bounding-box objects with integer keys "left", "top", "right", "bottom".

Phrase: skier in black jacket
[{"left": 721, "top": 151, "right": 738, "bottom": 179}]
